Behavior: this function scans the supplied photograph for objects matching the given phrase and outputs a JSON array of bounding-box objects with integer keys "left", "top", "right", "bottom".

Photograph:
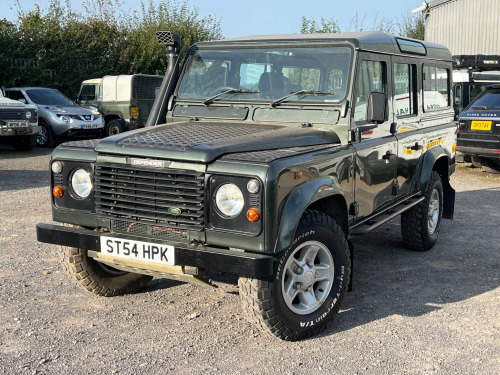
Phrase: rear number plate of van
[
  {"left": 100, "top": 236, "right": 175, "bottom": 265},
  {"left": 471, "top": 121, "right": 492, "bottom": 131}
]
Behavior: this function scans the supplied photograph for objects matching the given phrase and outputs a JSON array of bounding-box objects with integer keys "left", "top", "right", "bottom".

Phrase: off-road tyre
[
  {"left": 37, "top": 121, "right": 54, "bottom": 147},
  {"left": 401, "top": 171, "right": 443, "bottom": 251},
  {"left": 12, "top": 134, "right": 37, "bottom": 151},
  {"left": 105, "top": 119, "right": 126, "bottom": 137},
  {"left": 60, "top": 246, "right": 153, "bottom": 297},
  {"left": 239, "top": 211, "right": 350, "bottom": 341}
]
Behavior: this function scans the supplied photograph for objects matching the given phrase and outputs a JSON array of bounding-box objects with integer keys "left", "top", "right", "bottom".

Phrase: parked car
[
  {"left": 457, "top": 84, "right": 500, "bottom": 173},
  {"left": 4, "top": 87, "right": 104, "bottom": 147},
  {"left": 76, "top": 74, "right": 163, "bottom": 136},
  {"left": 0, "top": 88, "right": 40, "bottom": 151}
]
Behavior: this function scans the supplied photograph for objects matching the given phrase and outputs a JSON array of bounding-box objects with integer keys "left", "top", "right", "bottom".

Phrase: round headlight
[
  {"left": 215, "top": 183, "right": 244, "bottom": 217},
  {"left": 71, "top": 169, "right": 92, "bottom": 198},
  {"left": 60, "top": 115, "right": 71, "bottom": 124},
  {"left": 25, "top": 111, "right": 32, "bottom": 119}
]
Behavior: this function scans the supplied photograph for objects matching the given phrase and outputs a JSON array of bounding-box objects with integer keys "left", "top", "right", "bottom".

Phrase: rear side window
[
  {"left": 423, "top": 65, "right": 450, "bottom": 111},
  {"left": 394, "top": 63, "right": 417, "bottom": 117}
]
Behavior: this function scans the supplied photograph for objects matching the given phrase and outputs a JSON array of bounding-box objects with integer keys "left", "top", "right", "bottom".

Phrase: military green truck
[
  {"left": 76, "top": 74, "right": 163, "bottom": 137},
  {"left": 0, "top": 87, "right": 40, "bottom": 150},
  {"left": 37, "top": 31, "right": 456, "bottom": 340}
]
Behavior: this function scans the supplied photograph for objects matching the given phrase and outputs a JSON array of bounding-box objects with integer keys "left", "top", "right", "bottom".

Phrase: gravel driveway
[{"left": 1, "top": 145, "right": 499, "bottom": 375}]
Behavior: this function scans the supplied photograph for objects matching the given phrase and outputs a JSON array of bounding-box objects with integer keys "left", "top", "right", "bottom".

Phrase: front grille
[
  {"left": 111, "top": 219, "right": 188, "bottom": 242},
  {"left": 95, "top": 163, "right": 205, "bottom": 232},
  {"left": 0, "top": 109, "right": 25, "bottom": 120}
]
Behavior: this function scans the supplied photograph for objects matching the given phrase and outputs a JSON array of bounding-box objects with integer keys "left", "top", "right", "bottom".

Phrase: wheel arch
[
  {"left": 104, "top": 112, "right": 124, "bottom": 125},
  {"left": 418, "top": 146, "right": 455, "bottom": 219},
  {"left": 274, "top": 178, "right": 349, "bottom": 255}
]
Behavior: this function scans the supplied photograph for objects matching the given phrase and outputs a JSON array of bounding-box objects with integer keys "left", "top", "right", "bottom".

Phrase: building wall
[{"left": 425, "top": 0, "right": 500, "bottom": 55}]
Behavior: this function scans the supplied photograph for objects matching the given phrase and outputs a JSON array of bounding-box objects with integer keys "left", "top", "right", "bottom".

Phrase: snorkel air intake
[{"left": 146, "top": 31, "right": 182, "bottom": 127}]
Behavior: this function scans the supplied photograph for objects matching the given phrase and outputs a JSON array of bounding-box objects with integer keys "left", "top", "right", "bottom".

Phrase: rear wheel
[
  {"left": 12, "top": 134, "right": 37, "bottom": 151},
  {"left": 401, "top": 171, "right": 443, "bottom": 251},
  {"left": 239, "top": 211, "right": 350, "bottom": 341},
  {"left": 60, "top": 246, "right": 153, "bottom": 297},
  {"left": 105, "top": 119, "right": 126, "bottom": 137}
]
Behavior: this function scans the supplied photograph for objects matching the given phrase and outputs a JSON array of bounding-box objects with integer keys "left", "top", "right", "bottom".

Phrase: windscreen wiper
[
  {"left": 270, "top": 90, "right": 335, "bottom": 107},
  {"left": 471, "top": 106, "right": 488, "bottom": 110},
  {"left": 203, "top": 89, "right": 259, "bottom": 105}
]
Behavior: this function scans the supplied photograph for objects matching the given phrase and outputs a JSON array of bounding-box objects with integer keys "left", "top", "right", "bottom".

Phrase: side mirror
[
  {"left": 18, "top": 98, "right": 27, "bottom": 104},
  {"left": 366, "top": 92, "right": 387, "bottom": 123}
]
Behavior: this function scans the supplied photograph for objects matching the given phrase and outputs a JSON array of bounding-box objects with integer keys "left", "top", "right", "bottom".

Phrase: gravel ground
[{"left": 0, "top": 144, "right": 499, "bottom": 375}]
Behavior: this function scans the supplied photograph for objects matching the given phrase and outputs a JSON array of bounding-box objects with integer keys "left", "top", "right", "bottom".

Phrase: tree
[
  {"left": 4, "top": 0, "right": 222, "bottom": 96},
  {"left": 397, "top": 12, "right": 425, "bottom": 40},
  {"left": 300, "top": 16, "right": 340, "bottom": 34},
  {"left": 122, "top": 0, "right": 222, "bottom": 74}
]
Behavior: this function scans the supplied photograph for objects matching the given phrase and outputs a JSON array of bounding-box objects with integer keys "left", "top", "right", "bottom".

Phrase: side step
[{"left": 350, "top": 195, "right": 425, "bottom": 236}]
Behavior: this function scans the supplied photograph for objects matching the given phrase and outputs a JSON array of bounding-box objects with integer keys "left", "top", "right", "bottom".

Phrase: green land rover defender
[{"left": 37, "top": 31, "right": 456, "bottom": 340}]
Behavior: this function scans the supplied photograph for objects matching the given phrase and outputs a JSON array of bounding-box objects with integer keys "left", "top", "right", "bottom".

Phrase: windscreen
[
  {"left": 27, "top": 89, "right": 73, "bottom": 106},
  {"left": 177, "top": 46, "right": 352, "bottom": 104}
]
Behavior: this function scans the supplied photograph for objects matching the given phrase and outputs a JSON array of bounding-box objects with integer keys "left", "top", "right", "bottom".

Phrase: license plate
[
  {"left": 470, "top": 121, "right": 492, "bottom": 131},
  {"left": 7, "top": 121, "right": 27, "bottom": 128},
  {"left": 130, "top": 106, "right": 139, "bottom": 116},
  {"left": 81, "top": 124, "right": 100, "bottom": 129},
  {"left": 100, "top": 236, "right": 175, "bottom": 265}
]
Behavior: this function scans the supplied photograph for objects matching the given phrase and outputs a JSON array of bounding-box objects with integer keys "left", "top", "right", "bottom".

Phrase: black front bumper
[{"left": 37, "top": 223, "right": 274, "bottom": 278}]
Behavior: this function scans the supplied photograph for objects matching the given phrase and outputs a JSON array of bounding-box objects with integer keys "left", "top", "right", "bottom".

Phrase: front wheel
[
  {"left": 401, "top": 171, "right": 443, "bottom": 251},
  {"left": 37, "top": 122, "right": 54, "bottom": 147},
  {"left": 239, "top": 211, "right": 350, "bottom": 341},
  {"left": 60, "top": 246, "right": 153, "bottom": 297}
]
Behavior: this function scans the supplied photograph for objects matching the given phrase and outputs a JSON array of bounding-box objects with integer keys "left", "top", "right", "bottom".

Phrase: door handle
[
  {"left": 410, "top": 142, "right": 423, "bottom": 151},
  {"left": 382, "top": 150, "right": 395, "bottom": 163}
]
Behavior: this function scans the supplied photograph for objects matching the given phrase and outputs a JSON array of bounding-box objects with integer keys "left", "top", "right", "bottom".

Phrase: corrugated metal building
[{"left": 424, "top": 0, "right": 500, "bottom": 55}]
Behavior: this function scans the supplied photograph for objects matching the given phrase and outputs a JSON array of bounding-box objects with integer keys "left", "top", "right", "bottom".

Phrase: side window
[
  {"left": 354, "top": 60, "right": 387, "bottom": 123},
  {"left": 423, "top": 65, "right": 450, "bottom": 111},
  {"left": 470, "top": 84, "right": 487, "bottom": 102},
  {"left": 394, "top": 63, "right": 417, "bottom": 117},
  {"left": 79, "top": 85, "right": 96, "bottom": 101},
  {"left": 454, "top": 84, "right": 462, "bottom": 106},
  {"left": 6, "top": 90, "right": 27, "bottom": 102}
]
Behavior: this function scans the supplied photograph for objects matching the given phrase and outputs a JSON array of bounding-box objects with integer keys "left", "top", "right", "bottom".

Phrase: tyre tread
[{"left": 239, "top": 210, "right": 350, "bottom": 341}]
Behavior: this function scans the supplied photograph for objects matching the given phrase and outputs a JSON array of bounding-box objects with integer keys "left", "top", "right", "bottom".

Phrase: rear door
[{"left": 391, "top": 56, "right": 425, "bottom": 198}]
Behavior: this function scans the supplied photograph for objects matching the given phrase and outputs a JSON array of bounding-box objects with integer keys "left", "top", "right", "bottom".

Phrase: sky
[{"left": 4, "top": 0, "right": 424, "bottom": 38}]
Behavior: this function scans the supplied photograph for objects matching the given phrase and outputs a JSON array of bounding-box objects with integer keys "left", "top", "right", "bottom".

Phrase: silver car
[{"left": 5, "top": 87, "right": 104, "bottom": 147}]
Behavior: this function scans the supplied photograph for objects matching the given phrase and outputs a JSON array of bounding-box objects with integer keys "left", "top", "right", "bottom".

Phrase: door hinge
[{"left": 349, "top": 202, "right": 359, "bottom": 216}]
